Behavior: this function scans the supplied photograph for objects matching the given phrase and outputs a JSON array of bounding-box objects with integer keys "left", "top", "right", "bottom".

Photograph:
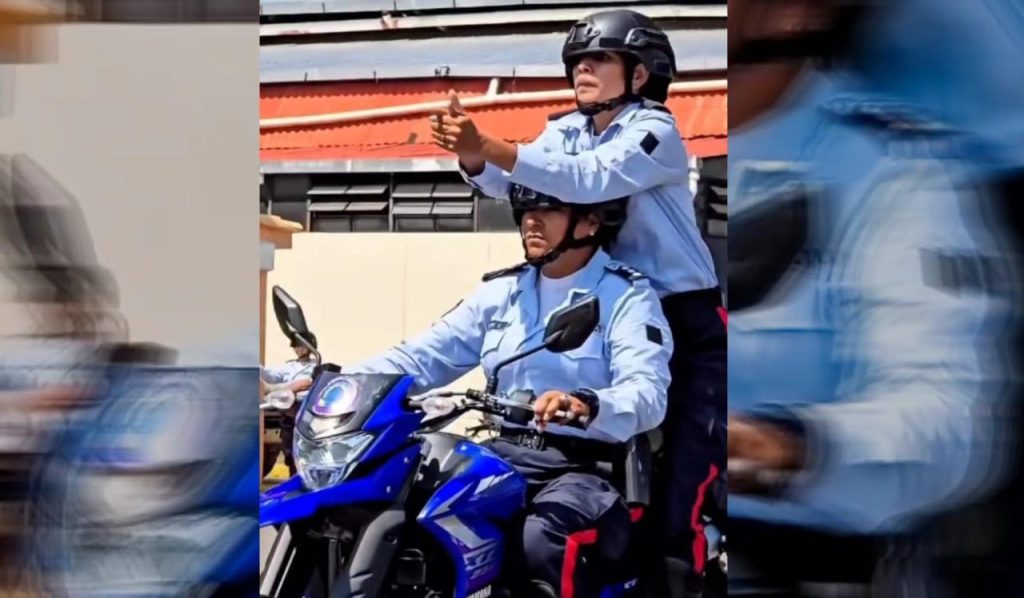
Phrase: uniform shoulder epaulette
[
  {"left": 547, "top": 108, "right": 578, "bottom": 122},
  {"left": 482, "top": 262, "right": 530, "bottom": 282},
  {"left": 604, "top": 261, "right": 648, "bottom": 283},
  {"left": 640, "top": 99, "right": 672, "bottom": 114}
]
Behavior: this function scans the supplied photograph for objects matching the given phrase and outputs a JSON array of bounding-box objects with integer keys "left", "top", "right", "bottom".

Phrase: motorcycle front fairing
[
  {"left": 259, "top": 372, "right": 423, "bottom": 527},
  {"left": 260, "top": 443, "right": 421, "bottom": 527},
  {"left": 259, "top": 370, "right": 532, "bottom": 597}
]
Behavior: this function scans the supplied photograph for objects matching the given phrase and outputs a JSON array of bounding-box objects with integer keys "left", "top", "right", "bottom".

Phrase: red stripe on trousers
[
  {"left": 716, "top": 306, "right": 728, "bottom": 327},
  {"left": 561, "top": 528, "right": 599, "bottom": 598},
  {"left": 691, "top": 464, "right": 720, "bottom": 574}
]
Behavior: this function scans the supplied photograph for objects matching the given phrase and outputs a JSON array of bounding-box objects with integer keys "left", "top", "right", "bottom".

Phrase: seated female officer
[{"left": 348, "top": 184, "right": 673, "bottom": 597}]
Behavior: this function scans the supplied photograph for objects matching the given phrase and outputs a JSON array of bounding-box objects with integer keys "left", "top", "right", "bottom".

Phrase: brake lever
[
  {"left": 409, "top": 389, "right": 457, "bottom": 403},
  {"left": 553, "top": 410, "right": 590, "bottom": 429},
  {"left": 496, "top": 397, "right": 590, "bottom": 429}
]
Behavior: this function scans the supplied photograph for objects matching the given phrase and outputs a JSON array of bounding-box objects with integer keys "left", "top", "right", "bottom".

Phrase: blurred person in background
[
  {"left": 261, "top": 331, "right": 315, "bottom": 477},
  {"left": 1, "top": 33, "right": 125, "bottom": 582},
  {"left": 0, "top": 161, "right": 123, "bottom": 596},
  {"left": 261, "top": 331, "right": 316, "bottom": 392},
  {"left": 727, "top": 0, "right": 1024, "bottom": 595},
  {"left": 1, "top": 8, "right": 85, "bottom": 595}
]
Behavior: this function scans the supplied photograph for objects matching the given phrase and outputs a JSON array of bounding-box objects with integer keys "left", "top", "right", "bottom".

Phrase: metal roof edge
[
  {"left": 261, "top": 4, "right": 725, "bottom": 37},
  {"left": 261, "top": 158, "right": 462, "bottom": 173},
  {"left": 260, "top": 64, "right": 725, "bottom": 84}
]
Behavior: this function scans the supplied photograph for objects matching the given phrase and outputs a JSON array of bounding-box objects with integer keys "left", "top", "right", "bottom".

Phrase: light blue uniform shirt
[
  {"left": 348, "top": 249, "right": 673, "bottom": 444},
  {"left": 463, "top": 101, "right": 718, "bottom": 298},
  {"left": 852, "top": 0, "right": 1024, "bottom": 176},
  {"left": 728, "top": 69, "right": 1022, "bottom": 534},
  {"left": 261, "top": 358, "right": 315, "bottom": 385}
]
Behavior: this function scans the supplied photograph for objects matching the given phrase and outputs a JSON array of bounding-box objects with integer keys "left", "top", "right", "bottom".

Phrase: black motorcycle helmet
[
  {"left": 562, "top": 9, "right": 677, "bottom": 114},
  {"left": 510, "top": 184, "right": 627, "bottom": 265}
]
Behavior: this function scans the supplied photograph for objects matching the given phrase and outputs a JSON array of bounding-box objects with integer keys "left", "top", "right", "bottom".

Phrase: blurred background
[
  {"left": 726, "top": 0, "right": 1024, "bottom": 596},
  {"left": 1, "top": 1, "right": 257, "bottom": 596}
]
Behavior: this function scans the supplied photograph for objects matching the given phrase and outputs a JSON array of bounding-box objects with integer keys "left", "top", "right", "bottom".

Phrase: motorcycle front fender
[{"left": 260, "top": 506, "right": 407, "bottom": 598}]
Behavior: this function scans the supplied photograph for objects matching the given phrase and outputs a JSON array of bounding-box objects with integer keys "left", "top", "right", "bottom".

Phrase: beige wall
[
  {"left": 0, "top": 24, "right": 258, "bottom": 365},
  {"left": 265, "top": 232, "right": 523, "bottom": 389}
]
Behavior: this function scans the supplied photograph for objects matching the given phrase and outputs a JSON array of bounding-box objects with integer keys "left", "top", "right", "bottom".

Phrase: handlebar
[
  {"left": 259, "top": 389, "right": 308, "bottom": 411},
  {"left": 412, "top": 388, "right": 589, "bottom": 430}
]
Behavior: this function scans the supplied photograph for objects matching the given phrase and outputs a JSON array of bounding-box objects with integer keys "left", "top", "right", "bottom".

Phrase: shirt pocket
[
  {"left": 479, "top": 324, "right": 510, "bottom": 375},
  {"left": 560, "top": 333, "right": 611, "bottom": 389}
]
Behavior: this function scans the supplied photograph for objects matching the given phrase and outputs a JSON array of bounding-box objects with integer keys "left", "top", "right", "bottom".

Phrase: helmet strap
[
  {"left": 575, "top": 58, "right": 642, "bottom": 116},
  {"left": 521, "top": 211, "right": 600, "bottom": 266},
  {"left": 577, "top": 94, "right": 636, "bottom": 116}
]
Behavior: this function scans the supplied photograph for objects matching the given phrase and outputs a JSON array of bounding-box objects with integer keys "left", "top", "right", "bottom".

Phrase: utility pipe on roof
[{"left": 260, "top": 79, "right": 726, "bottom": 130}]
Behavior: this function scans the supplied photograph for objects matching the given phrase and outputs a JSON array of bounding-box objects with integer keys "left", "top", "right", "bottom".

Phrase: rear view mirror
[
  {"left": 543, "top": 296, "right": 600, "bottom": 353},
  {"left": 272, "top": 286, "right": 311, "bottom": 343}
]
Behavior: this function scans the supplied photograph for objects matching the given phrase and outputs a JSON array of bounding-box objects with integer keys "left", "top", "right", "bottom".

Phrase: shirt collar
[
  {"left": 516, "top": 249, "right": 611, "bottom": 326},
  {"left": 586, "top": 101, "right": 643, "bottom": 137}
]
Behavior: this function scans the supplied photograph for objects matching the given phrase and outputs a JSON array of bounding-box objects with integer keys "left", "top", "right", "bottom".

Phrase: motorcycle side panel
[
  {"left": 260, "top": 442, "right": 420, "bottom": 527},
  {"left": 360, "top": 376, "right": 423, "bottom": 463},
  {"left": 417, "top": 439, "right": 527, "bottom": 597}
]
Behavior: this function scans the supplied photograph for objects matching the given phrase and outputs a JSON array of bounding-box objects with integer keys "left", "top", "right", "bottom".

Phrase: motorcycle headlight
[{"left": 295, "top": 431, "right": 374, "bottom": 491}]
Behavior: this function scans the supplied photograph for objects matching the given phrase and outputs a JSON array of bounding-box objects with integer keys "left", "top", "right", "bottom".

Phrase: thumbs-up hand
[
  {"left": 431, "top": 89, "right": 482, "bottom": 156},
  {"left": 447, "top": 90, "right": 466, "bottom": 116}
]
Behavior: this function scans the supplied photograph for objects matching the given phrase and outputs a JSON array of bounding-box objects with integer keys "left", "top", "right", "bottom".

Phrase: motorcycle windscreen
[
  {"left": 728, "top": 191, "right": 809, "bottom": 312},
  {"left": 294, "top": 372, "right": 404, "bottom": 441}
]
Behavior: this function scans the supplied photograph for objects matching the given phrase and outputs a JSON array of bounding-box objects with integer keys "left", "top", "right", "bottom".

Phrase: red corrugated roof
[{"left": 260, "top": 79, "right": 727, "bottom": 161}]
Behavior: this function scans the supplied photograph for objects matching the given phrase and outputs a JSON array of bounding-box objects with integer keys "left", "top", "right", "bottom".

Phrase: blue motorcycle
[{"left": 259, "top": 286, "right": 656, "bottom": 598}]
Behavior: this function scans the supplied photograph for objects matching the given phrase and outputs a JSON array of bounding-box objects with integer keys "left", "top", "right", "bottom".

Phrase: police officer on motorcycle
[
  {"left": 262, "top": 332, "right": 317, "bottom": 391},
  {"left": 349, "top": 184, "right": 673, "bottom": 597},
  {"left": 431, "top": 10, "right": 725, "bottom": 595}
]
